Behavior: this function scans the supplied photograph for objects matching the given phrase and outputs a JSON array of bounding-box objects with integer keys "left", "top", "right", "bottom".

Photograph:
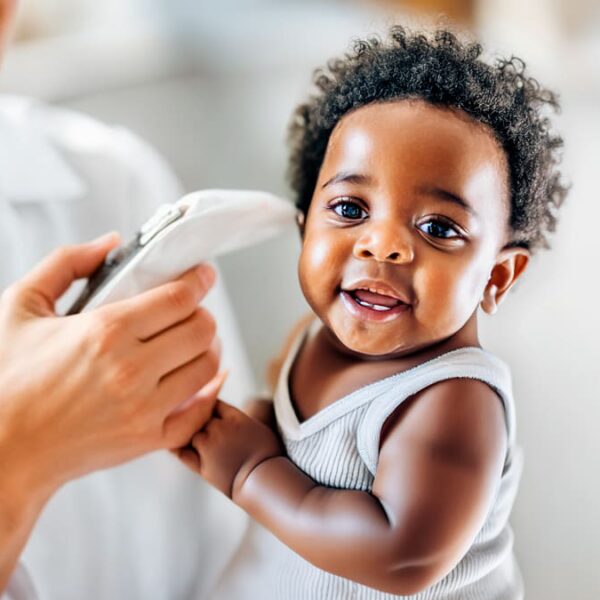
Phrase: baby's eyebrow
[
  {"left": 419, "top": 185, "right": 478, "bottom": 216},
  {"left": 321, "top": 174, "right": 478, "bottom": 216},
  {"left": 321, "top": 172, "right": 373, "bottom": 189}
]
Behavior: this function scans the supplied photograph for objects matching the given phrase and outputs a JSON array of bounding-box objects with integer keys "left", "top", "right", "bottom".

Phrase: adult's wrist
[
  {"left": 0, "top": 426, "right": 56, "bottom": 591},
  {"left": 0, "top": 420, "right": 58, "bottom": 528}
]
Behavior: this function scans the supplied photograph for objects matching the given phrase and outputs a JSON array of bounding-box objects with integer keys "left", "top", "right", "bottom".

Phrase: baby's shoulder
[
  {"left": 380, "top": 377, "right": 508, "bottom": 470},
  {"left": 266, "top": 313, "right": 315, "bottom": 392}
]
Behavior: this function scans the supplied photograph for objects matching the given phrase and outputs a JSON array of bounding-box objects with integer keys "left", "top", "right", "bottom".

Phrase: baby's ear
[
  {"left": 296, "top": 211, "right": 306, "bottom": 238},
  {"left": 481, "top": 247, "right": 530, "bottom": 315}
]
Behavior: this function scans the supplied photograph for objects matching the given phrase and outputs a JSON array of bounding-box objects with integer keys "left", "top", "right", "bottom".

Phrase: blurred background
[{"left": 1, "top": 0, "right": 598, "bottom": 597}]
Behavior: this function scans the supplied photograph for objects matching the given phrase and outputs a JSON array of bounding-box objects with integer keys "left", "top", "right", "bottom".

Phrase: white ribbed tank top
[{"left": 210, "top": 323, "right": 524, "bottom": 600}]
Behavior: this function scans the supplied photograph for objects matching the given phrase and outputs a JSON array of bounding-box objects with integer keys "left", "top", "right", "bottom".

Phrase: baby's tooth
[
  {"left": 353, "top": 295, "right": 392, "bottom": 311},
  {"left": 372, "top": 304, "right": 391, "bottom": 311}
]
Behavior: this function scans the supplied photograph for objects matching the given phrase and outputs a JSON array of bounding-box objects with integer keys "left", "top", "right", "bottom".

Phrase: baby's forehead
[
  {"left": 331, "top": 100, "right": 502, "bottom": 153},
  {"left": 321, "top": 100, "right": 511, "bottom": 218},
  {"left": 329, "top": 101, "right": 507, "bottom": 175}
]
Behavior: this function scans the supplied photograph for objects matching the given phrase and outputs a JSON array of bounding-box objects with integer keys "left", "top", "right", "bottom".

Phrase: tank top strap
[
  {"left": 356, "top": 347, "right": 516, "bottom": 476},
  {"left": 273, "top": 317, "right": 319, "bottom": 433}
]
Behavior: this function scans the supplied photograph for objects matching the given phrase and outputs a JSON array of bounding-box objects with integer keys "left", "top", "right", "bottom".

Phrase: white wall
[
  {"left": 2, "top": 1, "right": 598, "bottom": 597},
  {"left": 479, "top": 97, "right": 600, "bottom": 598}
]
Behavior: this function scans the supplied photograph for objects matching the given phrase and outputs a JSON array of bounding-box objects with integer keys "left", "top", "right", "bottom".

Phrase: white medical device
[{"left": 68, "top": 189, "right": 297, "bottom": 313}]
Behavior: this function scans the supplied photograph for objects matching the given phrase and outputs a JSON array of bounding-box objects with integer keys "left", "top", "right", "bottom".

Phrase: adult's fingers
[
  {"left": 156, "top": 337, "right": 221, "bottom": 414},
  {"left": 169, "top": 369, "right": 228, "bottom": 416},
  {"left": 163, "top": 371, "right": 228, "bottom": 462},
  {"left": 115, "top": 264, "right": 216, "bottom": 340},
  {"left": 15, "top": 233, "right": 120, "bottom": 314},
  {"left": 142, "top": 307, "right": 216, "bottom": 377},
  {"left": 162, "top": 390, "right": 219, "bottom": 449}
]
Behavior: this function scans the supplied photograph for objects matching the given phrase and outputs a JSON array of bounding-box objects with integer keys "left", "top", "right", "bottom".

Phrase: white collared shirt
[{"left": 0, "top": 96, "right": 250, "bottom": 600}]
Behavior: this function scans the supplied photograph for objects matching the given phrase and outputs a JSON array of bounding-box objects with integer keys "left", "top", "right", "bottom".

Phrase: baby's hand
[
  {"left": 185, "top": 400, "right": 284, "bottom": 498},
  {"left": 244, "top": 397, "right": 276, "bottom": 429}
]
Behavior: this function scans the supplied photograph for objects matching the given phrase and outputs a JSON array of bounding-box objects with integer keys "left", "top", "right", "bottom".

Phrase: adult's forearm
[
  {"left": 234, "top": 456, "right": 430, "bottom": 595},
  {"left": 0, "top": 497, "right": 45, "bottom": 590},
  {"left": 0, "top": 431, "right": 54, "bottom": 590}
]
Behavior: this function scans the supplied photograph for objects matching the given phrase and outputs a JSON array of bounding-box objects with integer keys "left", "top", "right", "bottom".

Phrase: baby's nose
[{"left": 353, "top": 225, "right": 414, "bottom": 264}]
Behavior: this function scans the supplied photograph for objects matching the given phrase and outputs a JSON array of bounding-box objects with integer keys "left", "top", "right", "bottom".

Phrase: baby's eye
[
  {"left": 331, "top": 200, "right": 367, "bottom": 220},
  {"left": 418, "top": 219, "right": 461, "bottom": 239}
]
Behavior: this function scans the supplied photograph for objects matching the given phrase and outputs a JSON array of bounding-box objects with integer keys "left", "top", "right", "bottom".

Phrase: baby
[{"left": 179, "top": 27, "right": 566, "bottom": 599}]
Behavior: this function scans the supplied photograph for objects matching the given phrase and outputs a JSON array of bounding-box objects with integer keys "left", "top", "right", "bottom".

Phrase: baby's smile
[{"left": 339, "top": 281, "right": 411, "bottom": 323}]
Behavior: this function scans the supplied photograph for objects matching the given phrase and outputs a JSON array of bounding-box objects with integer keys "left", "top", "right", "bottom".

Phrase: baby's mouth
[
  {"left": 347, "top": 289, "right": 405, "bottom": 311},
  {"left": 339, "top": 285, "right": 411, "bottom": 322}
]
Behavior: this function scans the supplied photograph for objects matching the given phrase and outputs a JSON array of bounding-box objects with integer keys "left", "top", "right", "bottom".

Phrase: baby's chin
[{"left": 326, "top": 323, "right": 410, "bottom": 360}]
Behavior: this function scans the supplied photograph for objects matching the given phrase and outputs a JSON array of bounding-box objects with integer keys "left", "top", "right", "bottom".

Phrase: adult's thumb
[{"left": 18, "top": 232, "right": 120, "bottom": 314}]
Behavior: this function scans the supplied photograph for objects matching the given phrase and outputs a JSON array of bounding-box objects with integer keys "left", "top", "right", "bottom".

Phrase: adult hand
[{"left": 0, "top": 233, "right": 221, "bottom": 537}]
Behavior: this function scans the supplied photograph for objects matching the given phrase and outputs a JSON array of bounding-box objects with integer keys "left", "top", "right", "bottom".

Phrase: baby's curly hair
[{"left": 287, "top": 26, "right": 567, "bottom": 251}]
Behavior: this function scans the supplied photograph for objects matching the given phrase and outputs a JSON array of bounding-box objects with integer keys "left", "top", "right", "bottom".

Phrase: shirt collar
[{"left": 0, "top": 97, "right": 86, "bottom": 203}]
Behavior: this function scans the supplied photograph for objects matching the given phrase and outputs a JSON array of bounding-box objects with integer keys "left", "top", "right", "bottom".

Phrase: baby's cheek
[
  {"left": 415, "top": 266, "right": 478, "bottom": 333},
  {"left": 303, "top": 234, "right": 339, "bottom": 272},
  {"left": 298, "top": 236, "right": 341, "bottom": 306}
]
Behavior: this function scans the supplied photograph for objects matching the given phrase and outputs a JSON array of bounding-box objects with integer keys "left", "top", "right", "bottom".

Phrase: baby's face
[{"left": 298, "top": 100, "right": 511, "bottom": 357}]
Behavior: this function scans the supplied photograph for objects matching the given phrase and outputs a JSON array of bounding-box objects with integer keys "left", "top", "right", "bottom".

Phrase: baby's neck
[
  {"left": 290, "top": 314, "right": 480, "bottom": 423},
  {"left": 321, "top": 312, "right": 481, "bottom": 365}
]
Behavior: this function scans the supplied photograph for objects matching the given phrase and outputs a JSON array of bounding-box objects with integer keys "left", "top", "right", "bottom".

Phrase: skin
[
  {"left": 0, "top": 237, "right": 223, "bottom": 590},
  {"left": 0, "top": 3, "right": 222, "bottom": 587},
  {"left": 0, "top": 0, "right": 16, "bottom": 59},
  {"left": 185, "top": 100, "right": 530, "bottom": 595}
]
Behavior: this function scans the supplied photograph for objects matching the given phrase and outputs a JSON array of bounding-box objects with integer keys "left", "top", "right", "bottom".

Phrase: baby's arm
[{"left": 190, "top": 378, "right": 506, "bottom": 596}]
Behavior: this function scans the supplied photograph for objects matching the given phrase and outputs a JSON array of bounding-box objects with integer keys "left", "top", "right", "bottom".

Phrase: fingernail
[
  {"left": 90, "top": 231, "right": 120, "bottom": 247},
  {"left": 91, "top": 231, "right": 118, "bottom": 244},
  {"left": 200, "top": 369, "right": 228, "bottom": 398},
  {"left": 213, "top": 369, "right": 229, "bottom": 393},
  {"left": 196, "top": 264, "right": 216, "bottom": 288}
]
